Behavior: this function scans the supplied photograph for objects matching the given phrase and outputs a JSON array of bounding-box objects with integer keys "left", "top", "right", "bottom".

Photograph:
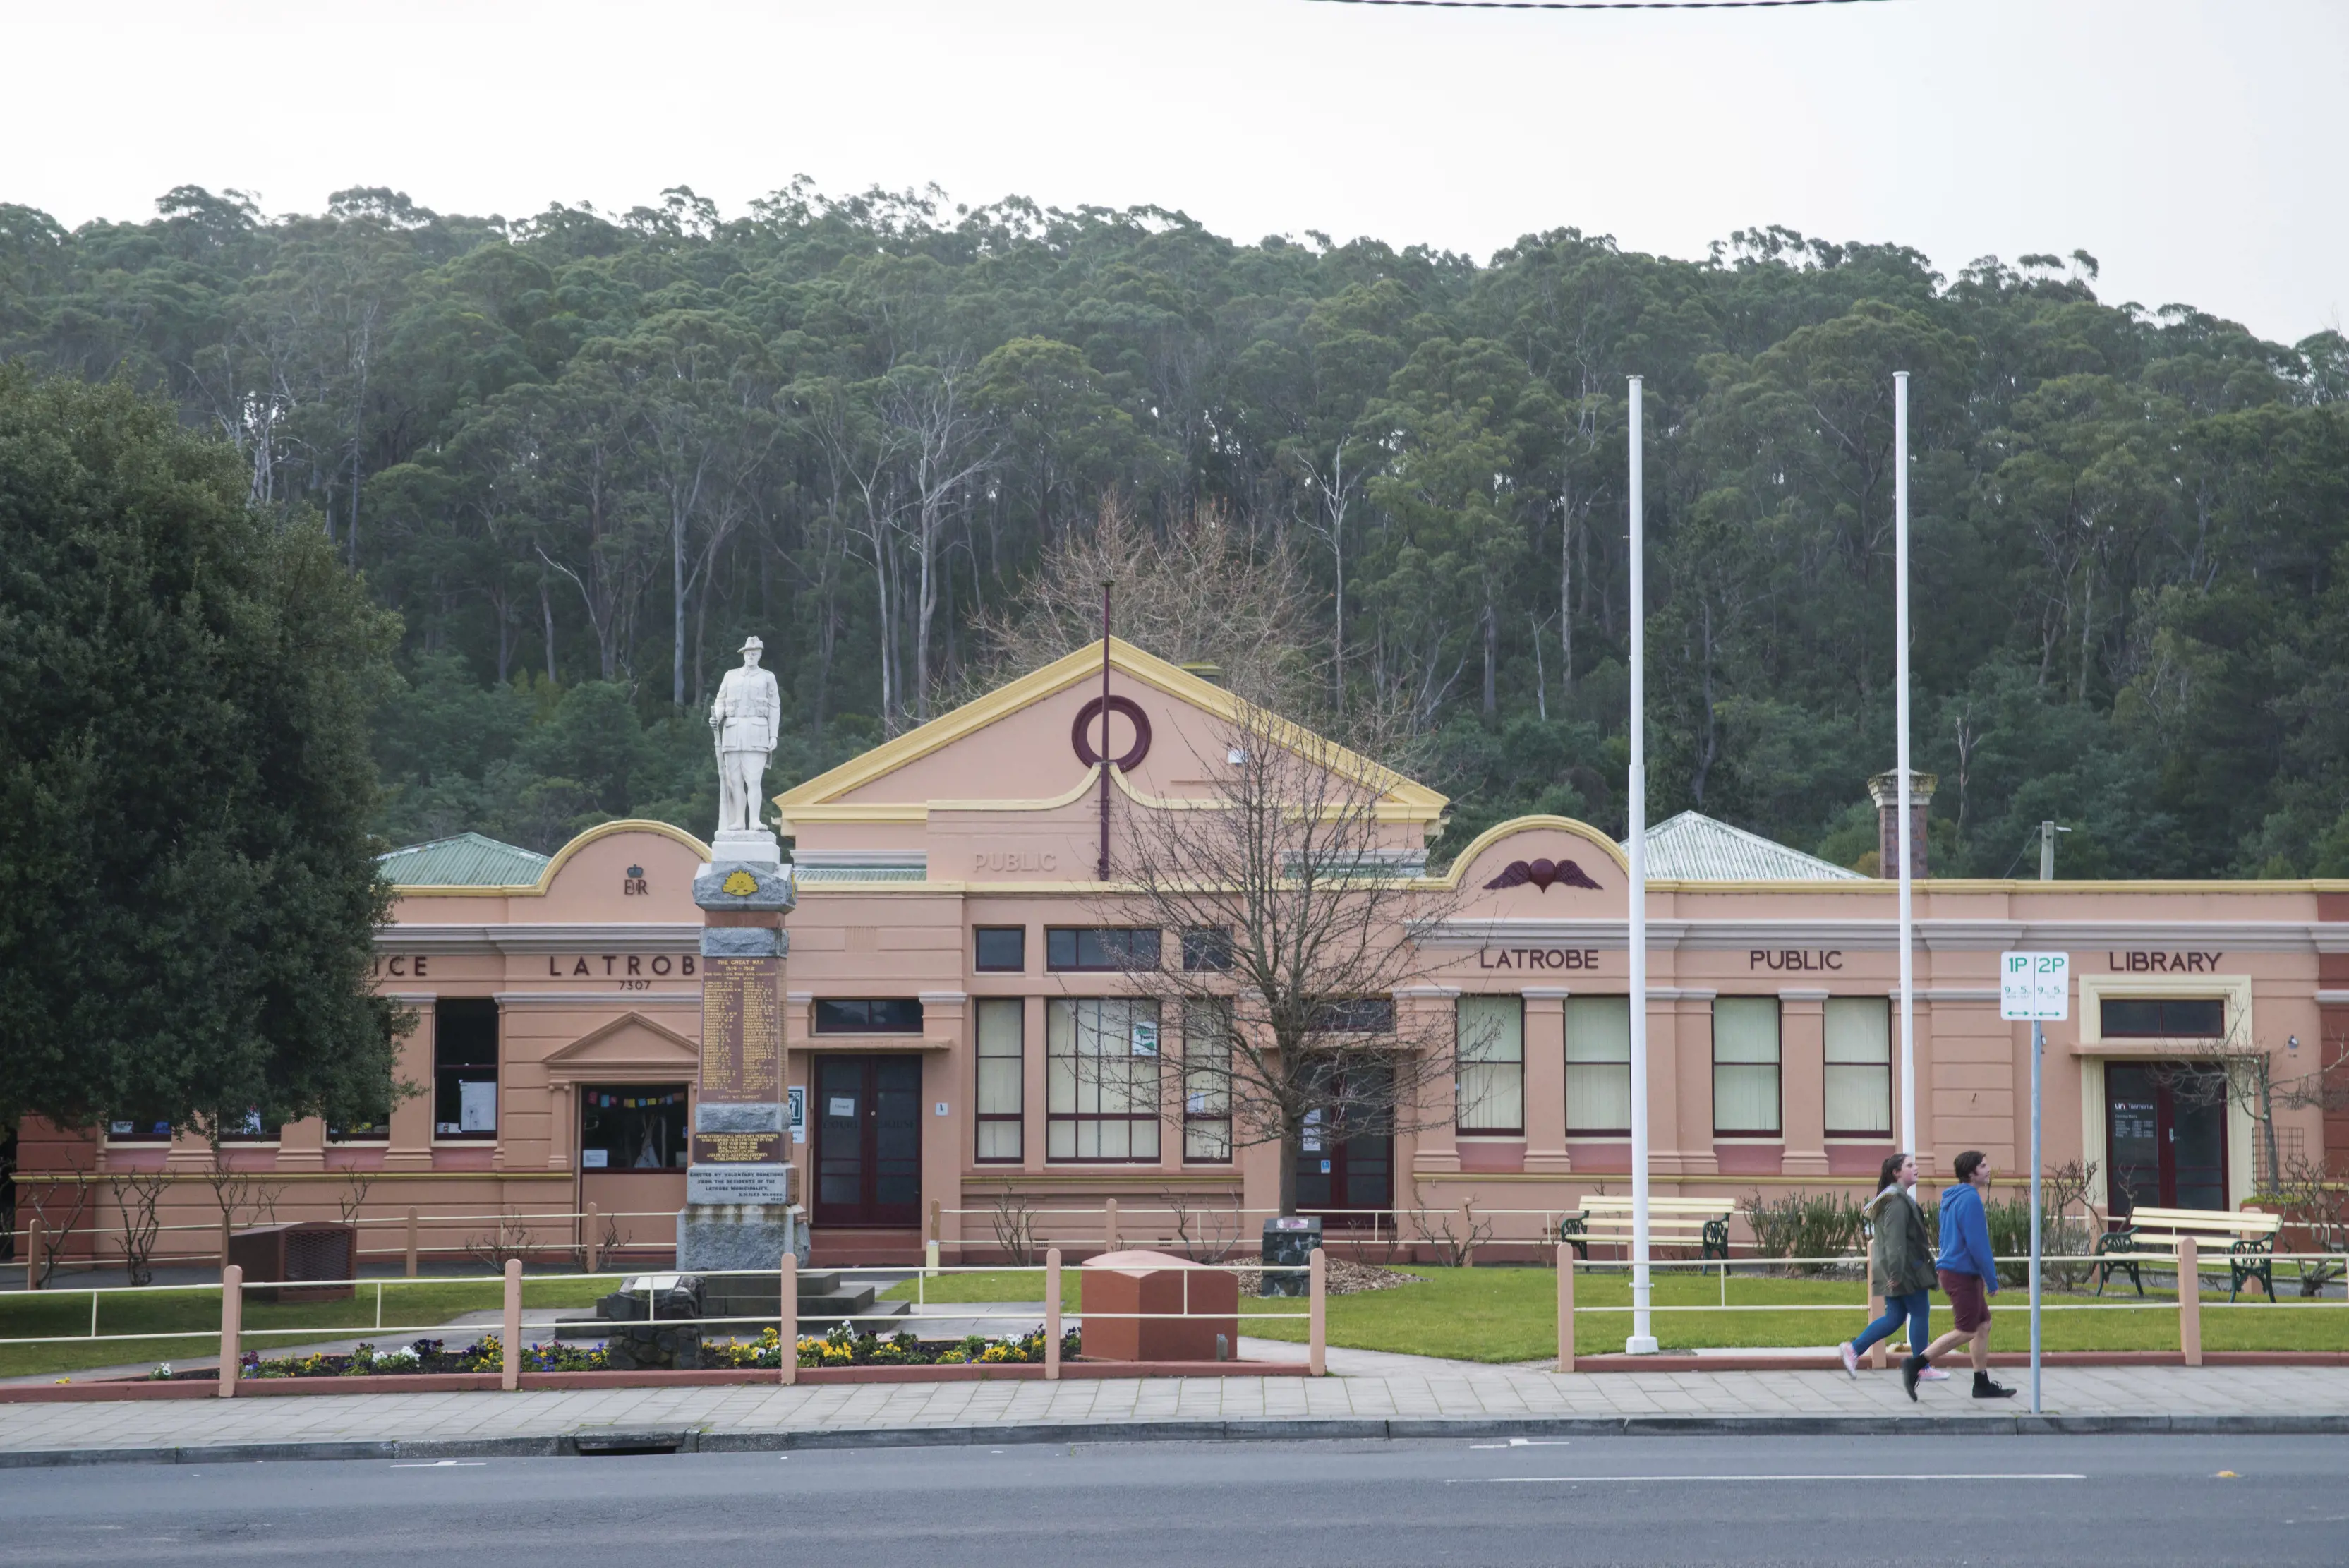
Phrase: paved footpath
[{"left": 2, "top": 1347, "right": 2345, "bottom": 1465}]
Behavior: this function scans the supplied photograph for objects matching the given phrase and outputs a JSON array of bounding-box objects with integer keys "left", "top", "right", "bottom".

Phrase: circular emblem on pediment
[{"left": 1072, "top": 694, "right": 1152, "bottom": 771}]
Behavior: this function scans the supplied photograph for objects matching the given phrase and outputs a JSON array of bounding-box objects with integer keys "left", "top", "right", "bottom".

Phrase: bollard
[
  {"left": 780, "top": 1251, "right": 797, "bottom": 1387},
  {"left": 2178, "top": 1236, "right": 2202, "bottom": 1367},
  {"left": 217, "top": 1265, "right": 243, "bottom": 1398},
  {"left": 584, "top": 1202, "right": 600, "bottom": 1275},
  {"left": 1104, "top": 1197, "right": 1119, "bottom": 1253},
  {"left": 1045, "top": 1248, "right": 1063, "bottom": 1381},
  {"left": 405, "top": 1207, "right": 419, "bottom": 1279},
  {"left": 501, "top": 1258, "right": 523, "bottom": 1391},
  {"left": 1308, "top": 1247, "right": 1327, "bottom": 1375},
  {"left": 1867, "top": 1289, "right": 1888, "bottom": 1370},
  {"left": 25, "top": 1219, "right": 42, "bottom": 1291},
  {"left": 1557, "top": 1243, "right": 1576, "bottom": 1373}
]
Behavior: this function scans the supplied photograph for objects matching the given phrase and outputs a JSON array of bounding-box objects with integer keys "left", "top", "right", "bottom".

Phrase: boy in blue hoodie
[{"left": 1902, "top": 1150, "right": 2016, "bottom": 1400}]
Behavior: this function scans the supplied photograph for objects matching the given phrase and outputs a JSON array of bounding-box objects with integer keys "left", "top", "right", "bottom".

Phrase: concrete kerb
[{"left": 5, "top": 1412, "right": 2349, "bottom": 1469}]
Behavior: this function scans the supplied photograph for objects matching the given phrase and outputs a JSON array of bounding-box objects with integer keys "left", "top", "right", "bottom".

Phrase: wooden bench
[
  {"left": 2094, "top": 1207, "right": 2280, "bottom": 1301},
  {"left": 1559, "top": 1195, "right": 1732, "bottom": 1264}
]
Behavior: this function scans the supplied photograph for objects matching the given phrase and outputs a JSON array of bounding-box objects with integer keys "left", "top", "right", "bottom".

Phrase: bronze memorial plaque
[
  {"left": 697, "top": 955, "right": 780, "bottom": 1102},
  {"left": 691, "top": 1131, "right": 783, "bottom": 1165}
]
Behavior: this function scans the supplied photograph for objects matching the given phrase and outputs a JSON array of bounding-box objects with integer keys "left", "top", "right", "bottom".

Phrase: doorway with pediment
[{"left": 543, "top": 1010, "right": 704, "bottom": 1263}]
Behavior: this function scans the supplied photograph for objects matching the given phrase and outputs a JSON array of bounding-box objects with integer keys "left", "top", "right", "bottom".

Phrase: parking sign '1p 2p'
[{"left": 2000, "top": 951, "right": 2070, "bottom": 1021}]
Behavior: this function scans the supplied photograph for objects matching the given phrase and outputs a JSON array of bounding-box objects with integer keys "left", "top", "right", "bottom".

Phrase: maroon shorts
[{"left": 1939, "top": 1269, "right": 1991, "bottom": 1334}]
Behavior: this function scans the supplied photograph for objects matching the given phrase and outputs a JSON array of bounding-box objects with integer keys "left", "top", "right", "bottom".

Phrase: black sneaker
[
  {"left": 1901, "top": 1355, "right": 1926, "bottom": 1401},
  {"left": 1972, "top": 1375, "right": 2017, "bottom": 1399}
]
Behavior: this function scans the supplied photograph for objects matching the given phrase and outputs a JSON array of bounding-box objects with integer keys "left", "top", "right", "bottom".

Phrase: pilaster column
[
  {"left": 277, "top": 1117, "right": 327, "bottom": 1172},
  {"left": 1780, "top": 990, "right": 1829, "bottom": 1177},
  {"left": 385, "top": 995, "right": 435, "bottom": 1171},
  {"left": 1664, "top": 991, "right": 1718, "bottom": 1178},
  {"left": 1398, "top": 986, "right": 1461, "bottom": 1176},
  {"left": 1522, "top": 989, "right": 1571, "bottom": 1174}
]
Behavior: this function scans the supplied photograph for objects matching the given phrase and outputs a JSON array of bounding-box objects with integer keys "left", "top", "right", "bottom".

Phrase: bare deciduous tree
[
  {"left": 109, "top": 1170, "right": 171, "bottom": 1287},
  {"left": 2150, "top": 1025, "right": 2349, "bottom": 1192},
  {"left": 1094, "top": 705, "right": 1471, "bottom": 1216},
  {"left": 20, "top": 1170, "right": 92, "bottom": 1289}
]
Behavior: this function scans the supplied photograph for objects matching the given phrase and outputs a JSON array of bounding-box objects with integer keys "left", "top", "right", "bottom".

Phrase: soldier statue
[{"left": 709, "top": 636, "right": 782, "bottom": 839}]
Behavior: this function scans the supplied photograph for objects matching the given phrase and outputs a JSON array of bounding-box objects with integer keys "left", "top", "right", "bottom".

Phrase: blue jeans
[{"left": 1852, "top": 1289, "right": 1931, "bottom": 1356}]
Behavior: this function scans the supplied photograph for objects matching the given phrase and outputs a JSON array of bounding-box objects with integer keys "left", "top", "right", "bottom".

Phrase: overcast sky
[{"left": 4, "top": 0, "right": 2338, "bottom": 344}]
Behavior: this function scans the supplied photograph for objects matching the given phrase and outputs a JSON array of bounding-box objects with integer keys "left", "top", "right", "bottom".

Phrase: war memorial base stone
[{"left": 680, "top": 833, "right": 807, "bottom": 1279}]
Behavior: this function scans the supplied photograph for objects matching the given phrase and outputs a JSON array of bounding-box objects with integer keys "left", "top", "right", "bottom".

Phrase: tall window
[
  {"left": 435, "top": 999, "right": 500, "bottom": 1138},
  {"left": 1823, "top": 998, "right": 1892, "bottom": 1137},
  {"left": 1565, "top": 996, "right": 1631, "bottom": 1135},
  {"left": 1712, "top": 997, "right": 1782, "bottom": 1136},
  {"left": 974, "top": 998, "right": 1024, "bottom": 1162},
  {"left": 1182, "top": 1001, "right": 1233, "bottom": 1163},
  {"left": 1456, "top": 996, "right": 1525, "bottom": 1135},
  {"left": 1046, "top": 998, "right": 1162, "bottom": 1161},
  {"left": 1045, "top": 927, "right": 1161, "bottom": 972}
]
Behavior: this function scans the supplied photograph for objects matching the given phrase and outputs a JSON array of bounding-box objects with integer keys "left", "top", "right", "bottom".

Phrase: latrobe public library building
[{"left": 20, "top": 642, "right": 2349, "bottom": 1268}]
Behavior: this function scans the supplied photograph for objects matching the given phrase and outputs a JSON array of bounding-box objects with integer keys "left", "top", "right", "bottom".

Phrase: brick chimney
[{"left": 1867, "top": 769, "right": 1937, "bottom": 879}]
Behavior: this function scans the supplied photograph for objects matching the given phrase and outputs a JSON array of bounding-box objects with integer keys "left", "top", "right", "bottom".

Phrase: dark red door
[
  {"left": 2106, "top": 1063, "right": 2228, "bottom": 1214},
  {"left": 813, "top": 1055, "right": 922, "bottom": 1227}
]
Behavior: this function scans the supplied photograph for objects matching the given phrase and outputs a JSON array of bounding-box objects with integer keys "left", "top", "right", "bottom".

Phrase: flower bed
[{"left": 150, "top": 1325, "right": 1085, "bottom": 1381}]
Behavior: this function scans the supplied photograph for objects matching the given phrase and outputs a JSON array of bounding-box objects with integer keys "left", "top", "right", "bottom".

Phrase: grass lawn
[
  {"left": 883, "top": 1265, "right": 2349, "bottom": 1364},
  {"left": 0, "top": 1277, "right": 608, "bottom": 1380}
]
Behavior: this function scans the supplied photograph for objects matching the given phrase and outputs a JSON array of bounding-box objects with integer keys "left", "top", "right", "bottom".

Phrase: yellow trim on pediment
[
  {"left": 772, "top": 638, "right": 1449, "bottom": 828},
  {"left": 1420, "top": 814, "right": 1633, "bottom": 886}
]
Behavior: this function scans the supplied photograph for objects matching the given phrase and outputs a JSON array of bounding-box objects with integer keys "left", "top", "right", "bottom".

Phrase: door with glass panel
[
  {"left": 813, "top": 1055, "right": 922, "bottom": 1226},
  {"left": 2104, "top": 1062, "right": 2228, "bottom": 1214},
  {"left": 1293, "top": 1064, "right": 1394, "bottom": 1225}
]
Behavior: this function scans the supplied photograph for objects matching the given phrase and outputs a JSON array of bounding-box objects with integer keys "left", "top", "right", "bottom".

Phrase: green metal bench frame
[{"left": 1556, "top": 1214, "right": 1731, "bottom": 1264}]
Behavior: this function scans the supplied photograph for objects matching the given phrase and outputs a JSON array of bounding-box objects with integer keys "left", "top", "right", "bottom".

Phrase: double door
[
  {"left": 813, "top": 1055, "right": 922, "bottom": 1227},
  {"left": 1293, "top": 1067, "right": 1394, "bottom": 1226},
  {"left": 2105, "top": 1062, "right": 2228, "bottom": 1214}
]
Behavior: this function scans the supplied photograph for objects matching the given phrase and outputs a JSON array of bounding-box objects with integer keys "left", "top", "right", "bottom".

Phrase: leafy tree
[{"left": 0, "top": 368, "right": 405, "bottom": 1135}]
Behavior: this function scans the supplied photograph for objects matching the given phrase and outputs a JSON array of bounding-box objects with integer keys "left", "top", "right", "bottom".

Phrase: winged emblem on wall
[{"left": 1483, "top": 858, "right": 1602, "bottom": 893}]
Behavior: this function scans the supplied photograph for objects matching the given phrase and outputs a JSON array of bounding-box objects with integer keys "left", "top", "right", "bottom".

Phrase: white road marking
[
  {"left": 1450, "top": 1473, "right": 2086, "bottom": 1484},
  {"left": 390, "top": 1460, "right": 486, "bottom": 1468},
  {"left": 1470, "top": 1438, "right": 1574, "bottom": 1448}
]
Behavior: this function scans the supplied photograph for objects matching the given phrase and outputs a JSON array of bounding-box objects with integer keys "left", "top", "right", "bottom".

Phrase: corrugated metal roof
[
  {"left": 791, "top": 865, "right": 927, "bottom": 884},
  {"left": 1629, "top": 811, "right": 1866, "bottom": 882},
  {"left": 378, "top": 833, "right": 550, "bottom": 888}
]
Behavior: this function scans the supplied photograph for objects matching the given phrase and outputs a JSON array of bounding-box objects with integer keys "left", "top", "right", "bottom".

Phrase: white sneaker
[
  {"left": 1918, "top": 1367, "right": 1952, "bottom": 1381},
  {"left": 1839, "top": 1343, "right": 1859, "bottom": 1378}
]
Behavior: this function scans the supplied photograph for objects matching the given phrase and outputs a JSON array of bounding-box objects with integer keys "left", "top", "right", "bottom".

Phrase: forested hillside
[{"left": 4, "top": 182, "right": 2346, "bottom": 876}]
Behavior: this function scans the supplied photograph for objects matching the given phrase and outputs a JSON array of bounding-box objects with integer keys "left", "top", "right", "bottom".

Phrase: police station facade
[{"left": 39, "top": 641, "right": 2349, "bottom": 1266}]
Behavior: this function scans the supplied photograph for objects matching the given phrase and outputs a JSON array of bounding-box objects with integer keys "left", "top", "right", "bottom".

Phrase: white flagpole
[
  {"left": 1895, "top": 371, "right": 1916, "bottom": 1154},
  {"left": 1626, "top": 375, "right": 1655, "bottom": 1355}
]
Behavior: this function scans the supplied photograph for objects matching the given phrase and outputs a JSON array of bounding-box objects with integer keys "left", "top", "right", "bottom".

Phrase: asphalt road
[{"left": 0, "top": 1435, "right": 2341, "bottom": 1566}]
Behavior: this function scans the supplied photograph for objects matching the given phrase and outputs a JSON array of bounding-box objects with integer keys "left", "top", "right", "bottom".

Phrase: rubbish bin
[{"left": 1260, "top": 1215, "right": 1322, "bottom": 1297}]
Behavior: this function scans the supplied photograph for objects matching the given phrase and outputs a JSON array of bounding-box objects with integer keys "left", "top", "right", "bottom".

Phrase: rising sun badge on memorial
[{"left": 721, "top": 869, "right": 759, "bottom": 896}]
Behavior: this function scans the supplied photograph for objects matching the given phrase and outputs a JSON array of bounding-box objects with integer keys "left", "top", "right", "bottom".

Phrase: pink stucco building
[{"left": 21, "top": 641, "right": 2349, "bottom": 1269}]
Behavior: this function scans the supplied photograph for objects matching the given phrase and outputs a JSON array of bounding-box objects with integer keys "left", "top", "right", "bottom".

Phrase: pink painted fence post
[
  {"left": 780, "top": 1250, "right": 797, "bottom": 1387},
  {"left": 501, "top": 1258, "right": 523, "bottom": 1391},
  {"left": 1045, "top": 1248, "right": 1063, "bottom": 1382},
  {"left": 1556, "top": 1243, "right": 1576, "bottom": 1373},
  {"left": 1308, "top": 1247, "right": 1327, "bottom": 1375},
  {"left": 217, "top": 1265, "right": 243, "bottom": 1399}
]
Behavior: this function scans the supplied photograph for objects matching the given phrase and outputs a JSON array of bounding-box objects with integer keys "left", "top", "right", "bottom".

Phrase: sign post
[{"left": 2000, "top": 949, "right": 2068, "bottom": 1414}]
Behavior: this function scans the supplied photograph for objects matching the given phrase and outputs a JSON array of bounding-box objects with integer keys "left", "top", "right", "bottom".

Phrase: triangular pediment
[
  {"left": 543, "top": 1012, "right": 701, "bottom": 1080},
  {"left": 774, "top": 638, "right": 1447, "bottom": 828}
]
